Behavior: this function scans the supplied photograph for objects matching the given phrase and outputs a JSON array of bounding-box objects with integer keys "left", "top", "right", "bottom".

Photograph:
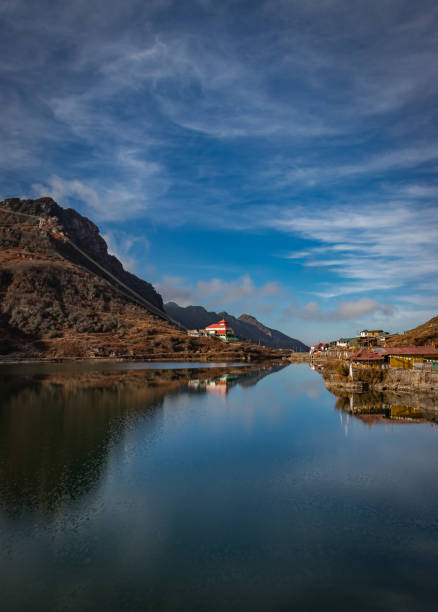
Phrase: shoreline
[
  {"left": 0, "top": 351, "right": 310, "bottom": 366},
  {"left": 0, "top": 356, "right": 293, "bottom": 367},
  {"left": 322, "top": 367, "right": 438, "bottom": 396}
]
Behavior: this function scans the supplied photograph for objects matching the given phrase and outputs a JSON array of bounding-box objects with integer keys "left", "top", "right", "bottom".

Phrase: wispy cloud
[
  {"left": 265, "top": 146, "right": 438, "bottom": 189},
  {"left": 102, "top": 230, "right": 150, "bottom": 274},
  {"left": 271, "top": 202, "right": 438, "bottom": 297},
  {"left": 287, "top": 298, "right": 394, "bottom": 322},
  {"left": 32, "top": 175, "right": 151, "bottom": 221}
]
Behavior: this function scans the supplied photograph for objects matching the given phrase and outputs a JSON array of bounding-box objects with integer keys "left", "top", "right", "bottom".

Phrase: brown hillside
[
  {"left": 0, "top": 198, "right": 282, "bottom": 362},
  {"left": 387, "top": 315, "right": 438, "bottom": 346}
]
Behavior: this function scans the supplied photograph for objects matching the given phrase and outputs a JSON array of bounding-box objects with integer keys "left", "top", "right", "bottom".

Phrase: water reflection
[
  {"left": 188, "top": 364, "right": 286, "bottom": 395},
  {"left": 0, "top": 363, "right": 284, "bottom": 516},
  {"left": 1, "top": 364, "right": 438, "bottom": 611},
  {"left": 333, "top": 390, "right": 438, "bottom": 427}
]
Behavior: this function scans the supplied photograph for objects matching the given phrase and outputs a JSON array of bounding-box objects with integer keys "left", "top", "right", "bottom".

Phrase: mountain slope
[
  {"left": 1, "top": 197, "right": 163, "bottom": 311},
  {"left": 164, "top": 302, "right": 309, "bottom": 351},
  {"left": 387, "top": 315, "right": 438, "bottom": 346},
  {"left": 0, "top": 197, "right": 283, "bottom": 362}
]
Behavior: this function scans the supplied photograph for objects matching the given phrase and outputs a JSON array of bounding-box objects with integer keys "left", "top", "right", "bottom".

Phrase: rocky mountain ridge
[
  {"left": 164, "top": 302, "right": 309, "bottom": 351},
  {"left": 0, "top": 197, "right": 163, "bottom": 311},
  {"left": 0, "top": 197, "right": 287, "bottom": 362}
]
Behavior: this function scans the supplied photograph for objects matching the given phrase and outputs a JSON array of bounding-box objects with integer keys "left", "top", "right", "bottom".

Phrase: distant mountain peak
[
  {"left": 165, "top": 302, "right": 308, "bottom": 351},
  {"left": 238, "top": 313, "right": 272, "bottom": 337}
]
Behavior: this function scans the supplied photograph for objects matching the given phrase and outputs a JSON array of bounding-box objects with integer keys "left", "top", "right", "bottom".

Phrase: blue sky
[{"left": 1, "top": 0, "right": 437, "bottom": 344}]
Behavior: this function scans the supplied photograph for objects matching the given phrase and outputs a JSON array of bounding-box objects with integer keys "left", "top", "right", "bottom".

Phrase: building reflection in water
[
  {"left": 333, "top": 391, "right": 438, "bottom": 428},
  {"left": 189, "top": 374, "right": 239, "bottom": 395}
]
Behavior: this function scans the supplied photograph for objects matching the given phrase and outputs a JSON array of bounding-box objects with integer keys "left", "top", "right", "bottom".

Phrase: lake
[{"left": 1, "top": 362, "right": 438, "bottom": 611}]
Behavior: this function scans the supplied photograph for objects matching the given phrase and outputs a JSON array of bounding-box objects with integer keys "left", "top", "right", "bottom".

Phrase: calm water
[{"left": 1, "top": 362, "right": 438, "bottom": 611}]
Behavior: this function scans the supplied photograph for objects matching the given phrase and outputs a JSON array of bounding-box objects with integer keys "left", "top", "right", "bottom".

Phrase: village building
[
  {"left": 350, "top": 346, "right": 438, "bottom": 370},
  {"left": 187, "top": 329, "right": 201, "bottom": 337},
  {"left": 204, "top": 319, "right": 239, "bottom": 341},
  {"left": 368, "top": 329, "right": 384, "bottom": 338},
  {"left": 357, "top": 335, "right": 378, "bottom": 347},
  {"left": 359, "top": 329, "right": 384, "bottom": 338},
  {"left": 310, "top": 342, "right": 328, "bottom": 354},
  {"left": 336, "top": 338, "right": 355, "bottom": 348},
  {"left": 384, "top": 346, "right": 438, "bottom": 369},
  {"left": 349, "top": 349, "right": 386, "bottom": 369}
]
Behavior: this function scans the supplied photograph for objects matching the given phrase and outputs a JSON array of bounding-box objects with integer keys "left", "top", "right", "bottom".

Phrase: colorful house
[
  {"left": 368, "top": 329, "right": 384, "bottom": 338},
  {"left": 349, "top": 349, "right": 386, "bottom": 368},
  {"left": 385, "top": 346, "right": 438, "bottom": 369},
  {"left": 360, "top": 329, "right": 384, "bottom": 338},
  {"left": 204, "top": 319, "right": 239, "bottom": 341},
  {"left": 310, "top": 342, "right": 329, "bottom": 354}
]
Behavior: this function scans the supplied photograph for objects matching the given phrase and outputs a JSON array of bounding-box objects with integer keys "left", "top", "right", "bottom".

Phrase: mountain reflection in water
[
  {"left": 0, "top": 363, "right": 284, "bottom": 516},
  {"left": 2, "top": 363, "right": 438, "bottom": 612}
]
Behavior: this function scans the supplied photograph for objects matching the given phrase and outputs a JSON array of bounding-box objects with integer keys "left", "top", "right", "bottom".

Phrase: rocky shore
[{"left": 323, "top": 365, "right": 438, "bottom": 395}]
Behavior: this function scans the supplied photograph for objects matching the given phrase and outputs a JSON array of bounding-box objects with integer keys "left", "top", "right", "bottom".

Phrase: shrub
[{"left": 355, "top": 368, "right": 383, "bottom": 384}]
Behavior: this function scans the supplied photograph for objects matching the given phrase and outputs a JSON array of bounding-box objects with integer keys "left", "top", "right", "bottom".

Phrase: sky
[{"left": 1, "top": 0, "right": 437, "bottom": 344}]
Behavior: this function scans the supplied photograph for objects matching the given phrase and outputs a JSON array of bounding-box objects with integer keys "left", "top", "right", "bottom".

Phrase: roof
[
  {"left": 385, "top": 346, "right": 438, "bottom": 356},
  {"left": 350, "top": 349, "right": 385, "bottom": 361},
  {"left": 205, "top": 319, "right": 233, "bottom": 330}
]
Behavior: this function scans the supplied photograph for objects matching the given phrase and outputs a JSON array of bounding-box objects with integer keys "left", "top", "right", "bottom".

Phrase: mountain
[
  {"left": 164, "top": 302, "right": 309, "bottom": 351},
  {"left": 0, "top": 197, "right": 284, "bottom": 362},
  {"left": 387, "top": 315, "right": 438, "bottom": 346},
  {"left": 1, "top": 197, "right": 163, "bottom": 311}
]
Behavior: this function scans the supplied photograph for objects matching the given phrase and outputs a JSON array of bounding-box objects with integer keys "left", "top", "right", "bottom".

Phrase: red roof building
[
  {"left": 384, "top": 346, "right": 438, "bottom": 357},
  {"left": 350, "top": 349, "right": 385, "bottom": 362},
  {"left": 204, "top": 319, "right": 235, "bottom": 338}
]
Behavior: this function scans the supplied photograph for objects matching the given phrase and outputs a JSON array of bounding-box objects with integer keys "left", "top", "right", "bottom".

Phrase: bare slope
[
  {"left": 387, "top": 315, "right": 438, "bottom": 346},
  {"left": 0, "top": 197, "right": 283, "bottom": 362},
  {"left": 0, "top": 197, "right": 163, "bottom": 310}
]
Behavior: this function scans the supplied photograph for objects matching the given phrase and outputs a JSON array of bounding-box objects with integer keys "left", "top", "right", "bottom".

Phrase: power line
[{"left": 0, "top": 205, "right": 181, "bottom": 327}]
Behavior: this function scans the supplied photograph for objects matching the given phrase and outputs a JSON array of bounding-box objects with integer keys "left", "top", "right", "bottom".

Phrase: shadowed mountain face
[
  {"left": 0, "top": 197, "right": 173, "bottom": 357},
  {"left": 0, "top": 198, "right": 163, "bottom": 310},
  {"left": 164, "top": 302, "right": 309, "bottom": 351}
]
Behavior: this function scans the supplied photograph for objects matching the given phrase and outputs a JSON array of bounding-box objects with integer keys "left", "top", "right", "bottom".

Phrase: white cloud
[
  {"left": 32, "top": 175, "right": 150, "bottom": 221},
  {"left": 155, "top": 276, "right": 193, "bottom": 304},
  {"left": 297, "top": 298, "right": 394, "bottom": 322},
  {"left": 157, "top": 274, "right": 285, "bottom": 311},
  {"left": 267, "top": 145, "right": 438, "bottom": 189},
  {"left": 102, "top": 230, "right": 150, "bottom": 273}
]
